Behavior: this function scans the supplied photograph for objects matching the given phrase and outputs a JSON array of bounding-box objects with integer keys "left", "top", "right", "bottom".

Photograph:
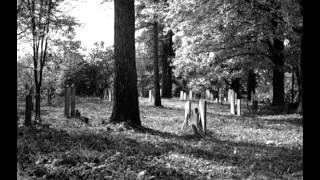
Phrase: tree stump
[
  {"left": 70, "top": 85, "right": 76, "bottom": 117},
  {"left": 25, "top": 94, "right": 32, "bottom": 127},
  {"left": 198, "top": 99, "right": 207, "bottom": 134}
]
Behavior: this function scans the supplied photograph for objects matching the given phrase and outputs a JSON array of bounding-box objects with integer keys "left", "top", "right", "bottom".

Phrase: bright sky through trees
[{"left": 68, "top": 0, "right": 114, "bottom": 51}]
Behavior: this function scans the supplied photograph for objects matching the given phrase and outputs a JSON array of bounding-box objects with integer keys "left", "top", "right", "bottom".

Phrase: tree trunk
[
  {"left": 153, "top": 21, "right": 161, "bottom": 107},
  {"left": 161, "top": 30, "right": 173, "bottom": 98},
  {"left": 271, "top": 38, "right": 285, "bottom": 106},
  {"left": 297, "top": 33, "right": 303, "bottom": 114},
  {"left": 247, "top": 69, "right": 256, "bottom": 102},
  {"left": 110, "top": 0, "right": 141, "bottom": 126},
  {"left": 34, "top": 84, "right": 41, "bottom": 122},
  {"left": 25, "top": 94, "right": 32, "bottom": 127},
  {"left": 291, "top": 65, "right": 295, "bottom": 104}
]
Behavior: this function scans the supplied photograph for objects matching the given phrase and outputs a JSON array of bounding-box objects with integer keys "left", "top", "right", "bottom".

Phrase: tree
[
  {"left": 161, "top": 29, "right": 174, "bottom": 98},
  {"left": 110, "top": 0, "right": 141, "bottom": 126},
  {"left": 153, "top": 20, "right": 161, "bottom": 106},
  {"left": 21, "top": 0, "right": 78, "bottom": 123}
]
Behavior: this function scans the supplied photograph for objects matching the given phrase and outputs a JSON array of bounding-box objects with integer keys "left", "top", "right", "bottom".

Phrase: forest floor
[{"left": 17, "top": 97, "right": 303, "bottom": 180}]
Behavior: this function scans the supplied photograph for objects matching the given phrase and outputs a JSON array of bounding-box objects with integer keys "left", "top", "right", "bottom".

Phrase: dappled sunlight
[{"left": 17, "top": 97, "right": 302, "bottom": 179}]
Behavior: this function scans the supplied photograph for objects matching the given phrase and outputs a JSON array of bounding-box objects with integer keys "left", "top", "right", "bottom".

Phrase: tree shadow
[{"left": 17, "top": 123, "right": 302, "bottom": 179}]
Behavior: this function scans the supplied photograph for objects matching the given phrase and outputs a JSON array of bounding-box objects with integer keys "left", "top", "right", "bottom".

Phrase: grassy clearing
[{"left": 17, "top": 97, "right": 303, "bottom": 179}]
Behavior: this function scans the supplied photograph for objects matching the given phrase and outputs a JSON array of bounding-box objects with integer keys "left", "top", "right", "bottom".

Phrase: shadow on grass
[{"left": 17, "top": 122, "right": 302, "bottom": 179}]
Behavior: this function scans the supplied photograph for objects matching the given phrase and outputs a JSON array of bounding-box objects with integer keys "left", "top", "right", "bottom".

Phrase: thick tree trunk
[
  {"left": 110, "top": 0, "right": 141, "bottom": 126},
  {"left": 297, "top": 33, "right": 303, "bottom": 114},
  {"left": 25, "top": 94, "right": 32, "bottom": 127},
  {"left": 271, "top": 38, "right": 285, "bottom": 106},
  {"left": 161, "top": 30, "right": 173, "bottom": 98},
  {"left": 153, "top": 21, "right": 161, "bottom": 106}
]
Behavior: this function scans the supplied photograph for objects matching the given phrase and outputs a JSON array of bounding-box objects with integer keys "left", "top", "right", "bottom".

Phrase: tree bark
[
  {"left": 297, "top": 33, "right": 303, "bottom": 114},
  {"left": 34, "top": 84, "right": 41, "bottom": 122},
  {"left": 161, "top": 30, "right": 174, "bottom": 98},
  {"left": 110, "top": 0, "right": 141, "bottom": 126},
  {"left": 153, "top": 21, "right": 161, "bottom": 106},
  {"left": 271, "top": 38, "right": 285, "bottom": 106},
  {"left": 247, "top": 69, "right": 256, "bottom": 101}
]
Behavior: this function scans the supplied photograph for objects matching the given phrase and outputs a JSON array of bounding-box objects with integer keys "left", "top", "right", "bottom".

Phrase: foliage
[
  {"left": 165, "top": 0, "right": 302, "bottom": 96},
  {"left": 62, "top": 42, "right": 114, "bottom": 97}
]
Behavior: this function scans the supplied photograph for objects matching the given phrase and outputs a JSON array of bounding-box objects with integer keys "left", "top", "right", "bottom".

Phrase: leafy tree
[
  {"left": 110, "top": 0, "right": 141, "bottom": 126},
  {"left": 19, "top": 0, "right": 78, "bottom": 122}
]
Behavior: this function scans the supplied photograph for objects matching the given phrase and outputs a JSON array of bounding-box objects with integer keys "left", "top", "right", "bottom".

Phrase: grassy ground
[{"left": 17, "top": 97, "right": 303, "bottom": 180}]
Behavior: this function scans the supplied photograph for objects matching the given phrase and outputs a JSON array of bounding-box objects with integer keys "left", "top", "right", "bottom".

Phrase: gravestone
[
  {"left": 181, "top": 101, "right": 192, "bottom": 129},
  {"left": 160, "top": 89, "right": 162, "bottom": 97},
  {"left": 189, "top": 90, "right": 193, "bottom": 100},
  {"left": 205, "top": 89, "right": 210, "bottom": 99},
  {"left": 230, "top": 90, "right": 235, "bottom": 114},
  {"left": 237, "top": 99, "right": 241, "bottom": 116},
  {"left": 108, "top": 89, "right": 112, "bottom": 101},
  {"left": 183, "top": 92, "right": 187, "bottom": 100},
  {"left": 149, "top": 90, "right": 153, "bottom": 103},
  {"left": 198, "top": 99, "right": 207, "bottom": 134},
  {"left": 180, "top": 91, "right": 183, "bottom": 100}
]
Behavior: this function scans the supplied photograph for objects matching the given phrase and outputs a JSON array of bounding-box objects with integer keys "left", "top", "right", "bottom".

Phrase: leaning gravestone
[
  {"left": 181, "top": 101, "right": 192, "bottom": 129},
  {"left": 198, "top": 99, "right": 207, "bottom": 134}
]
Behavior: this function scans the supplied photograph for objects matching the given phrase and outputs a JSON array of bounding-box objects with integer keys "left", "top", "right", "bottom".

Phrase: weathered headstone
[
  {"left": 230, "top": 90, "right": 235, "bottom": 114},
  {"left": 108, "top": 89, "right": 112, "bottom": 101},
  {"left": 189, "top": 90, "right": 193, "bottom": 100},
  {"left": 183, "top": 92, "right": 187, "bottom": 100},
  {"left": 70, "top": 85, "right": 76, "bottom": 117},
  {"left": 181, "top": 101, "right": 192, "bottom": 129},
  {"left": 218, "top": 88, "right": 222, "bottom": 104},
  {"left": 198, "top": 99, "right": 207, "bottom": 134},
  {"left": 160, "top": 89, "right": 162, "bottom": 97},
  {"left": 180, "top": 91, "right": 183, "bottom": 100},
  {"left": 205, "top": 89, "right": 210, "bottom": 99},
  {"left": 237, "top": 99, "right": 241, "bottom": 116},
  {"left": 149, "top": 90, "right": 153, "bottom": 103},
  {"left": 25, "top": 94, "right": 32, "bottom": 127}
]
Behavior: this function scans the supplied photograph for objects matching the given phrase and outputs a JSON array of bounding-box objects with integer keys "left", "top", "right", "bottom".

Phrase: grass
[{"left": 17, "top": 96, "right": 303, "bottom": 179}]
